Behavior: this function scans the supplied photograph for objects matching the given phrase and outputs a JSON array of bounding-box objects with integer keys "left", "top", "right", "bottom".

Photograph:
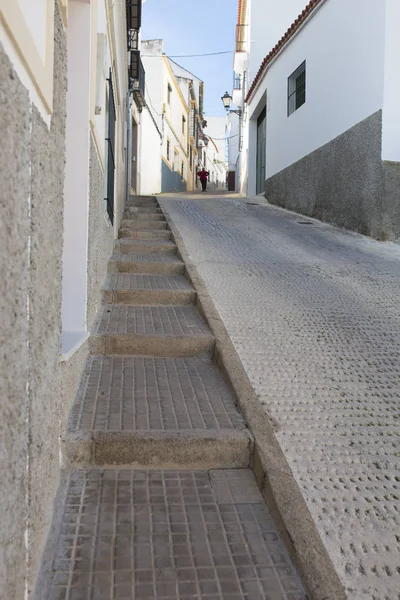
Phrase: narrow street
[{"left": 159, "top": 192, "right": 400, "bottom": 600}]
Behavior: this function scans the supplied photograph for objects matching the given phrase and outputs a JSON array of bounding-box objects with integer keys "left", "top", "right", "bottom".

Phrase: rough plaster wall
[
  {"left": 87, "top": 134, "right": 114, "bottom": 328},
  {"left": 265, "top": 111, "right": 384, "bottom": 239},
  {"left": 27, "top": 3, "right": 67, "bottom": 594},
  {"left": 0, "top": 42, "right": 31, "bottom": 600},
  {"left": 382, "top": 161, "right": 400, "bottom": 240}
]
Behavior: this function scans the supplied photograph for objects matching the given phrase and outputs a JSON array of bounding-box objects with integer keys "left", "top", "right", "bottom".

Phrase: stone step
[
  {"left": 38, "top": 469, "right": 306, "bottom": 600},
  {"left": 125, "top": 206, "right": 163, "bottom": 215},
  {"left": 118, "top": 229, "right": 172, "bottom": 241},
  {"left": 116, "top": 239, "right": 177, "bottom": 254},
  {"left": 90, "top": 305, "right": 214, "bottom": 356},
  {"left": 101, "top": 274, "right": 195, "bottom": 305},
  {"left": 64, "top": 356, "right": 251, "bottom": 468},
  {"left": 123, "top": 211, "right": 165, "bottom": 221},
  {"left": 108, "top": 253, "right": 185, "bottom": 275},
  {"left": 126, "top": 199, "right": 159, "bottom": 208},
  {"left": 121, "top": 219, "right": 168, "bottom": 230}
]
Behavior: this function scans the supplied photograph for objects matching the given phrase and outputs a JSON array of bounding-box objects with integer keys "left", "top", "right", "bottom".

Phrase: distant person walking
[{"left": 197, "top": 168, "right": 210, "bottom": 192}]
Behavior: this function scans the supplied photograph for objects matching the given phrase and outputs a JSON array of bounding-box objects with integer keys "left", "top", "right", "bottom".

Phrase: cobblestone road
[{"left": 160, "top": 194, "right": 400, "bottom": 600}]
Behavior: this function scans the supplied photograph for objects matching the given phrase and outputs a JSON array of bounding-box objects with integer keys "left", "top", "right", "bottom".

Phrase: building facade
[
  {"left": 140, "top": 39, "right": 207, "bottom": 194},
  {"left": 0, "top": 0, "right": 141, "bottom": 596},
  {"left": 232, "top": 0, "right": 400, "bottom": 239}
]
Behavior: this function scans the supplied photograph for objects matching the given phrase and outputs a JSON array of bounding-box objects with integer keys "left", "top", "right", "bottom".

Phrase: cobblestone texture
[
  {"left": 69, "top": 356, "right": 245, "bottom": 432},
  {"left": 160, "top": 195, "right": 400, "bottom": 599},
  {"left": 44, "top": 469, "right": 306, "bottom": 600},
  {"left": 93, "top": 305, "right": 211, "bottom": 337}
]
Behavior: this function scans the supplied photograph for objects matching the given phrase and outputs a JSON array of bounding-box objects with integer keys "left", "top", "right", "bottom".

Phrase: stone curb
[{"left": 159, "top": 197, "right": 346, "bottom": 600}]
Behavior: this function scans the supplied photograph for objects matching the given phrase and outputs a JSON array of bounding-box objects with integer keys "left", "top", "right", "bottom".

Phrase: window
[
  {"left": 181, "top": 162, "right": 184, "bottom": 180},
  {"left": 166, "top": 139, "right": 170, "bottom": 161},
  {"left": 288, "top": 61, "right": 306, "bottom": 116},
  {"left": 167, "top": 83, "right": 172, "bottom": 104},
  {"left": 182, "top": 115, "right": 186, "bottom": 135}
]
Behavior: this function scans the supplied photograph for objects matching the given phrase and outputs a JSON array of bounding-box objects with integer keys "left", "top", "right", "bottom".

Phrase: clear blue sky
[{"left": 141, "top": 0, "right": 237, "bottom": 117}]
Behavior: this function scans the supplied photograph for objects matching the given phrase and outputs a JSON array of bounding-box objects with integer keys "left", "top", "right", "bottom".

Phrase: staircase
[{"left": 37, "top": 197, "right": 307, "bottom": 600}]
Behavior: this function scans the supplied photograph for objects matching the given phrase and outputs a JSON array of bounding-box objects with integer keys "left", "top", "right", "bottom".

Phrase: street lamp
[{"left": 221, "top": 91, "right": 242, "bottom": 115}]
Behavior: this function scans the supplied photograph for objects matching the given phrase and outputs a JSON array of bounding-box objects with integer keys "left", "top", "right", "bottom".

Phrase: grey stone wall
[
  {"left": 264, "top": 111, "right": 395, "bottom": 240},
  {"left": 0, "top": 2, "right": 67, "bottom": 597},
  {"left": 382, "top": 161, "right": 400, "bottom": 240},
  {"left": 86, "top": 134, "right": 114, "bottom": 329},
  {"left": 0, "top": 39, "right": 31, "bottom": 600}
]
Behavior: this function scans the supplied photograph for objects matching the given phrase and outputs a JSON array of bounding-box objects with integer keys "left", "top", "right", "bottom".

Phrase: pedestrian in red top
[{"left": 197, "top": 168, "right": 210, "bottom": 192}]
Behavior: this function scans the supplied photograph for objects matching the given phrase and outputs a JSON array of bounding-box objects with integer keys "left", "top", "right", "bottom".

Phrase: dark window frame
[
  {"left": 166, "top": 139, "right": 170, "bottom": 161},
  {"left": 288, "top": 61, "right": 306, "bottom": 117},
  {"left": 167, "top": 83, "right": 172, "bottom": 105}
]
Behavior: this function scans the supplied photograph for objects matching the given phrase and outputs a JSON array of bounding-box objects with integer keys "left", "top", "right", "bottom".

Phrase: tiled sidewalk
[{"left": 45, "top": 470, "right": 305, "bottom": 600}]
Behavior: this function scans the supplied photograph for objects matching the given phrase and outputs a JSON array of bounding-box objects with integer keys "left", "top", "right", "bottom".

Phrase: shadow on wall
[{"left": 162, "top": 160, "right": 187, "bottom": 193}]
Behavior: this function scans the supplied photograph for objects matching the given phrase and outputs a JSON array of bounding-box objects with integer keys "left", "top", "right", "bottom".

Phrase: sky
[{"left": 141, "top": 0, "right": 238, "bottom": 118}]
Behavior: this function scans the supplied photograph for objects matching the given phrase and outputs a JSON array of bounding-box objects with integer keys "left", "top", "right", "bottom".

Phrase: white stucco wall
[
  {"left": 382, "top": 0, "right": 400, "bottom": 162},
  {"left": 249, "top": 0, "right": 386, "bottom": 180},
  {"left": 62, "top": 1, "right": 91, "bottom": 336},
  {"left": 139, "top": 108, "right": 162, "bottom": 194},
  {"left": 248, "top": 0, "right": 309, "bottom": 85}
]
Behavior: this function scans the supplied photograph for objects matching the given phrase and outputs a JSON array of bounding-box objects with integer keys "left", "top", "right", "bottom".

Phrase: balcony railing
[
  {"left": 131, "top": 57, "right": 145, "bottom": 109},
  {"left": 126, "top": 0, "right": 142, "bottom": 50}
]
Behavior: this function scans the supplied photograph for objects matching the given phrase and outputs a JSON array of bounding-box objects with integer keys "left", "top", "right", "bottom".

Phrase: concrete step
[
  {"left": 125, "top": 206, "right": 163, "bottom": 215},
  {"left": 116, "top": 239, "right": 177, "bottom": 254},
  {"left": 108, "top": 252, "right": 185, "bottom": 275},
  {"left": 101, "top": 274, "right": 195, "bottom": 305},
  {"left": 64, "top": 355, "right": 251, "bottom": 468},
  {"left": 118, "top": 229, "right": 172, "bottom": 241},
  {"left": 90, "top": 305, "right": 214, "bottom": 356},
  {"left": 121, "top": 219, "right": 168, "bottom": 230},
  {"left": 126, "top": 199, "right": 159, "bottom": 208},
  {"left": 123, "top": 211, "right": 165, "bottom": 221},
  {"left": 38, "top": 469, "right": 306, "bottom": 600}
]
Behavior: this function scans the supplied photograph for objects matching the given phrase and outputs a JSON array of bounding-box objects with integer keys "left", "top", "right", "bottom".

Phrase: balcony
[
  {"left": 126, "top": 0, "right": 142, "bottom": 50},
  {"left": 130, "top": 54, "right": 145, "bottom": 109}
]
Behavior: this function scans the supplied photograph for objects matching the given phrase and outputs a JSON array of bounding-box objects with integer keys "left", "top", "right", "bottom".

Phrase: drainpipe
[{"left": 126, "top": 91, "right": 132, "bottom": 206}]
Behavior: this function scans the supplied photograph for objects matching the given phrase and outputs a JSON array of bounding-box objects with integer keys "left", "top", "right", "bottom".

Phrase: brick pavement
[
  {"left": 159, "top": 193, "right": 400, "bottom": 600},
  {"left": 36, "top": 196, "right": 307, "bottom": 600}
]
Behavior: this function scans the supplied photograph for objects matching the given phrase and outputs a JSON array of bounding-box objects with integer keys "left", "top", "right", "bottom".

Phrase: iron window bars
[{"left": 288, "top": 61, "right": 306, "bottom": 116}]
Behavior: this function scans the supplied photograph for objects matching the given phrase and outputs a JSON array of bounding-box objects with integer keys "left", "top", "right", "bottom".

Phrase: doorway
[{"left": 256, "top": 107, "right": 266, "bottom": 195}]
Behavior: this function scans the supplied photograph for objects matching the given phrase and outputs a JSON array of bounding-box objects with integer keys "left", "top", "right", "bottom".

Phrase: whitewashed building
[
  {"left": 232, "top": 0, "right": 400, "bottom": 239},
  {"left": 140, "top": 40, "right": 206, "bottom": 194}
]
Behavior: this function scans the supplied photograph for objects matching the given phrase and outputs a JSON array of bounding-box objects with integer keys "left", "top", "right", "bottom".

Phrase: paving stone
[
  {"left": 102, "top": 274, "right": 195, "bottom": 305},
  {"left": 118, "top": 229, "right": 172, "bottom": 240},
  {"left": 121, "top": 219, "right": 168, "bottom": 229},
  {"left": 116, "top": 239, "right": 177, "bottom": 254},
  {"left": 161, "top": 195, "right": 400, "bottom": 598},
  {"left": 42, "top": 469, "right": 307, "bottom": 600},
  {"left": 69, "top": 356, "right": 245, "bottom": 432},
  {"left": 90, "top": 305, "right": 214, "bottom": 356},
  {"left": 108, "top": 253, "right": 185, "bottom": 275}
]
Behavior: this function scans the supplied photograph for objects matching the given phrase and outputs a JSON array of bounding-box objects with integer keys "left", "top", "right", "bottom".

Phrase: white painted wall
[
  {"left": 139, "top": 108, "right": 162, "bottom": 194},
  {"left": 62, "top": 1, "right": 91, "bottom": 336},
  {"left": 17, "top": 0, "right": 47, "bottom": 63},
  {"left": 248, "top": 0, "right": 309, "bottom": 85},
  {"left": 382, "top": 0, "right": 400, "bottom": 162},
  {"left": 249, "top": 0, "right": 386, "bottom": 180}
]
